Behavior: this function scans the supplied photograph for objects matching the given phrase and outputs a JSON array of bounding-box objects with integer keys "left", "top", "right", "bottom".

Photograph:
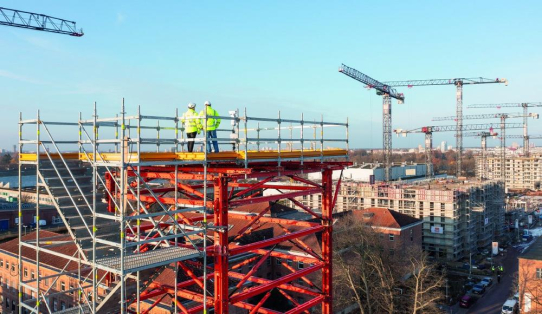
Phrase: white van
[{"left": 502, "top": 299, "right": 518, "bottom": 314}]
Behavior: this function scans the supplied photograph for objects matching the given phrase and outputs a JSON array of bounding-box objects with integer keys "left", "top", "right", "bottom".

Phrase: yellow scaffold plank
[{"left": 21, "top": 149, "right": 347, "bottom": 162}]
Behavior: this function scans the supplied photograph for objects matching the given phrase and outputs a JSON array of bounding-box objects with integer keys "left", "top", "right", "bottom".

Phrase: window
[
  {"left": 276, "top": 258, "right": 281, "bottom": 265},
  {"left": 31, "top": 271, "right": 35, "bottom": 280},
  {"left": 61, "top": 281, "right": 66, "bottom": 291},
  {"left": 61, "top": 301, "right": 66, "bottom": 310},
  {"left": 11, "top": 264, "right": 14, "bottom": 272},
  {"left": 70, "top": 284, "right": 74, "bottom": 295},
  {"left": 266, "top": 257, "right": 271, "bottom": 266},
  {"left": 440, "top": 203, "right": 445, "bottom": 210},
  {"left": 298, "top": 261, "right": 304, "bottom": 269},
  {"left": 5, "top": 261, "right": 8, "bottom": 269},
  {"left": 389, "top": 234, "right": 394, "bottom": 241},
  {"left": 6, "top": 297, "right": 9, "bottom": 308},
  {"left": 24, "top": 268, "right": 28, "bottom": 278},
  {"left": 287, "top": 260, "right": 293, "bottom": 267},
  {"left": 53, "top": 299, "right": 58, "bottom": 311},
  {"left": 0, "top": 259, "right": 3, "bottom": 267},
  {"left": 536, "top": 268, "right": 542, "bottom": 279},
  {"left": 389, "top": 249, "right": 395, "bottom": 256}
]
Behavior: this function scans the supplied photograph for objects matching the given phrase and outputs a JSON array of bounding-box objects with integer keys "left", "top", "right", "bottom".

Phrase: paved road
[{"left": 452, "top": 247, "right": 520, "bottom": 314}]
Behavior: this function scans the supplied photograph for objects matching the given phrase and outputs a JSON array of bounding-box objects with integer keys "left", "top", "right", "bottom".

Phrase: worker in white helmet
[
  {"left": 199, "top": 101, "right": 221, "bottom": 153},
  {"left": 181, "top": 103, "right": 201, "bottom": 152}
]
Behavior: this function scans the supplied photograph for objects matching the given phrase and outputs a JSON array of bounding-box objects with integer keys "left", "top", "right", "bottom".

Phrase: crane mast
[
  {"left": 463, "top": 131, "right": 498, "bottom": 180},
  {"left": 0, "top": 7, "right": 83, "bottom": 36},
  {"left": 339, "top": 64, "right": 404, "bottom": 182},
  {"left": 385, "top": 77, "right": 507, "bottom": 178}
]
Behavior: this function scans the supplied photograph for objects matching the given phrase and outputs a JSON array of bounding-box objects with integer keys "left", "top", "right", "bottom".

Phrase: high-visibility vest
[
  {"left": 182, "top": 109, "right": 201, "bottom": 133},
  {"left": 199, "top": 106, "right": 221, "bottom": 131}
]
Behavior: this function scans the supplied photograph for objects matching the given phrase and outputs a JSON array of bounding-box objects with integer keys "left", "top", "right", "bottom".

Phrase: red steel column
[
  {"left": 321, "top": 169, "right": 333, "bottom": 313},
  {"left": 214, "top": 175, "right": 229, "bottom": 313}
]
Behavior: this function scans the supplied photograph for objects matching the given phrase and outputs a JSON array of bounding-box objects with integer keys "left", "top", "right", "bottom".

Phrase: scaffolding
[{"left": 17, "top": 100, "right": 350, "bottom": 314}]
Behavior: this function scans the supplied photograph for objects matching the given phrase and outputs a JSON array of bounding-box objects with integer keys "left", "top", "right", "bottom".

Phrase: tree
[
  {"left": 333, "top": 214, "right": 445, "bottom": 313},
  {"left": 1, "top": 153, "right": 12, "bottom": 165}
]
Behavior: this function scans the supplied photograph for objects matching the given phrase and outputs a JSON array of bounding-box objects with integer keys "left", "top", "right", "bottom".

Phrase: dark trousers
[{"left": 187, "top": 132, "right": 197, "bottom": 152}]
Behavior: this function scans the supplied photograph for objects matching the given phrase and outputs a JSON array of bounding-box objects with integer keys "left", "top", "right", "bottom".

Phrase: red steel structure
[{"left": 112, "top": 160, "right": 348, "bottom": 313}]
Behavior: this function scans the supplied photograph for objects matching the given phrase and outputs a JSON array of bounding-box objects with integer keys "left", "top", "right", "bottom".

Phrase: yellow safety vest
[
  {"left": 199, "top": 106, "right": 221, "bottom": 131},
  {"left": 181, "top": 109, "right": 201, "bottom": 133}
]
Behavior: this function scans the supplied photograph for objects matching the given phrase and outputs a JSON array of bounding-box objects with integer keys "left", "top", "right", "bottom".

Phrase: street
[{"left": 452, "top": 246, "right": 520, "bottom": 313}]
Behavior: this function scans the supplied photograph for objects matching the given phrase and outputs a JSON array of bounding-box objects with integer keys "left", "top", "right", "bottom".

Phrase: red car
[{"left": 460, "top": 295, "right": 474, "bottom": 308}]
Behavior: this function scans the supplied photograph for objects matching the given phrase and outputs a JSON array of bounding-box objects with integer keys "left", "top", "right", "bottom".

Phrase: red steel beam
[
  {"left": 321, "top": 169, "right": 333, "bottom": 313},
  {"left": 229, "top": 226, "right": 323, "bottom": 256},
  {"left": 230, "top": 301, "right": 282, "bottom": 314},
  {"left": 249, "top": 290, "right": 272, "bottom": 314},
  {"left": 229, "top": 188, "right": 321, "bottom": 207},
  {"left": 214, "top": 175, "right": 229, "bottom": 313},
  {"left": 285, "top": 296, "right": 325, "bottom": 314},
  {"left": 228, "top": 271, "right": 321, "bottom": 297},
  {"left": 229, "top": 264, "right": 323, "bottom": 304}
]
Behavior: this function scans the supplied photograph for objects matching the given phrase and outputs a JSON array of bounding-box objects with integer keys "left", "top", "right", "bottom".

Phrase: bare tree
[
  {"left": 516, "top": 259, "right": 542, "bottom": 312},
  {"left": 333, "top": 214, "right": 445, "bottom": 314}
]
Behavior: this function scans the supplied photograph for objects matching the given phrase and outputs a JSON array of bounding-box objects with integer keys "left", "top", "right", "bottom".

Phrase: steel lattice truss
[
  {"left": 462, "top": 131, "right": 498, "bottom": 137},
  {"left": 0, "top": 7, "right": 83, "bottom": 36},
  {"left": 338, "top": 64, "right": 404, "bottom": 100},
  {"left": 432, "top": 113, "right": 522, "bottom": 121},
  {"left": 468, "top": 102, "right": 542, "bottom": 109},
  {"left": 505, "top": 135, "right": 542, "bottom": 139},
  {"left": 383, "top": 77, "right": 506, "bottom": 87},
  {"left": 396, "top": 123, "right": 523, "bottom": 134}
]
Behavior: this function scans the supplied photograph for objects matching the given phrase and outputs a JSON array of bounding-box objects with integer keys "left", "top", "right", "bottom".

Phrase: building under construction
[
  {"left": 296, "top": 179, "right": 504, "bottom": 261},
  {"left": 476, "top": 154, "right": 542, "bottom": 191},
  {"left": 16, "top": 102, "right": 349, "bottom": 313}
]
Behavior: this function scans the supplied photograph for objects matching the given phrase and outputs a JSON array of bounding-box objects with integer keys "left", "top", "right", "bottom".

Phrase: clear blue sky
[{"left": 1, "top": 1, "right": 541, "bottom": 150}]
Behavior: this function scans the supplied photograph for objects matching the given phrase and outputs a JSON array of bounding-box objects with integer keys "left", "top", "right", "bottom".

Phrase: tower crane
[
  {"left": 339, "top": 64, "right": 405, "bottom": 182},
  {"left": 462, "top": 131, "right": 499, "bottom": 180},
  {"left": 467, "top": 103, "right": 542, "bottom": 156},
  {"left": 431, "top": 113, "right": 538, "bottom": 188},
  {"left": 504, "top": 134, "right": 542, "bottom": 140},
  {"left": 394, "top": 123, "right": 522, "bottom": 180},
  {"left": 384, "top": 77, "right": 507, "bottom": 177},
  {"left": 0, "top": 7, "right": 83, "bottom": 36}
]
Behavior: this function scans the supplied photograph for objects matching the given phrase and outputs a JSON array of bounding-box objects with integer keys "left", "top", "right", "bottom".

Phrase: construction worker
[
  {"left": 181, "top": 103, "right": 201, "bottom": 152},
  {"left": 491, "top": 265, "right": 495, "bottom": 274},
  {"left": 199, "top": 101, "right": 221, "bottom": 153},
  {"left": 499, "top": 265, "right": 504, "bottom": 273}
]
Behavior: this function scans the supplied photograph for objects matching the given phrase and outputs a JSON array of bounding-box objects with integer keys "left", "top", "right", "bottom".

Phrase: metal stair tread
[{"left": 95, "top": 246, "right": 200, "bottom": 274}]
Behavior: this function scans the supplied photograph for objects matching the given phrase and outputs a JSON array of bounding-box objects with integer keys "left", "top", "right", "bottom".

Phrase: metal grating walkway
[
  {"left": 96, "top": 246, "right": 200, "bottom": 274},
  {"left": 52, "top": 305, "right": 91, "bottom": 314}
]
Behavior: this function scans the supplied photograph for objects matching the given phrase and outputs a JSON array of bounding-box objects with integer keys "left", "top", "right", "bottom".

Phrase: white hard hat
[
  {"left": 204, "top": 101, "right": 211, "bottom": 106},
  {"left": 188, "top": 103, "right": 196, "bottom": 109}
]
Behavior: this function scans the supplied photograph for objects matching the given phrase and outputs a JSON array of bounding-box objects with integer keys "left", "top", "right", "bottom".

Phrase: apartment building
[
  {"left": 297, "top": 180, "right": 504, "bottom": 261},
  {"left": 518, "top": 236, "right": 542, "bottom": 313},
  {"left": 476, "top": 155, "right": 542, "bottom": 190},
  {"left": 0, "top": 230, "right": 110, "bottom": 313}
]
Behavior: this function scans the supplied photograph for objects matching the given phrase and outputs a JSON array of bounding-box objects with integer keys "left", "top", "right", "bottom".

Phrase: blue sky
[{"left": 1, "top": 1, "right": 541, "bottom": 150}]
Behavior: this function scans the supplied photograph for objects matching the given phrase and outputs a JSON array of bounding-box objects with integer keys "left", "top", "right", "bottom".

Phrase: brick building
[
  {"left": 0, "top": 230, "right": 109, "bottom": 313},
  {"left": 349, "top": 207, "right": 423, "bottom": 255},
  {"left": 519, "top": 237, "right": 542, "bottom": 313}
]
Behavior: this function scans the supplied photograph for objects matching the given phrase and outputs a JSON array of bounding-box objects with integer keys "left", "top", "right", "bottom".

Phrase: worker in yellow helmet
[
  {"left": 181, "top": 103, "right": 201, "bottom": 152},
  {"left": 199, "top": 101, "right": 221, "bottom": 153}
]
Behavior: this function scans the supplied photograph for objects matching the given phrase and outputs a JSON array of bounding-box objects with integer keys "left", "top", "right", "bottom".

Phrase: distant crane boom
[
  {"left": 0, "top": 7, "right": 83, "bottom": 36},
  {"left": 339, "top": 64, "right": 405, "bottom": 182},
  {"left": 432, "top": 113, "right": 523, "bottom": 121},
  {"left": 384, "top": 77, "right": 507, "bottom": 177},
  {"left": 339, "top": 64, "right": 404, "bottom": 101},
  {"left": 395, "top": 123, "right": 522, "bottom": 180},
  {"left": 384, "top": 77, "right": 507, "bottom": 87},
  {"left": 468, "top": 102, "right": 542, "bottom": 156}
]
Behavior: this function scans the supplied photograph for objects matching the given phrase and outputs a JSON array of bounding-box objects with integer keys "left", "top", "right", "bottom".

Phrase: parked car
[
  {"left": 472, "top": 284, "right": 486, "bottom": 294},
  {"left": 480, "top": 277, "right": 493, "bottom": 287},
  {"left": 502, "top": 299, "right": 519, "bottom": 313},
  {"left": 460, "top": 295, "right": 475, "bottom": 308},
  {"left": 464, "top": 281, "right": 476, "bottom": 291}
]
